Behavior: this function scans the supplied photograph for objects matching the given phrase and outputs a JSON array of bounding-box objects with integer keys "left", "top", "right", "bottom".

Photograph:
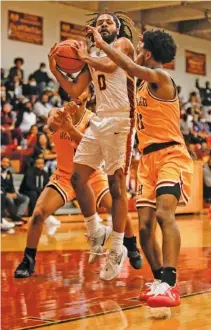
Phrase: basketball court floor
[{"left": 2, "top": 212, "right": 211, "bottom": 330}]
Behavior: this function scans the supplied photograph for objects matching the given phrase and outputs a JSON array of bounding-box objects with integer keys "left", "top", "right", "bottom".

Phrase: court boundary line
[{"left": 14, "top": 289, "right": 211, "bottom": 330}]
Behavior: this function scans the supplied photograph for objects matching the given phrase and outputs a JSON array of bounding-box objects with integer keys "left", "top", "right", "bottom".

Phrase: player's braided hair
[{"left": 86, "top": 11, "right": 135, "bottom": 42}]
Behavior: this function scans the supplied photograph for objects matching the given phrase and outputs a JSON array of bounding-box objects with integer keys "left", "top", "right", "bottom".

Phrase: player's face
[
  {"left": 35, "top": 159, "right": 45, "bottom": 170},
  {"left": 96, "top": 14, "right": 118, "bottom": 44},
  {"left": 136, "top": 42, "right": 151, "bottom": 67},
  {"left": 1, "top": 158, "right": 10, "bottom": 170}
]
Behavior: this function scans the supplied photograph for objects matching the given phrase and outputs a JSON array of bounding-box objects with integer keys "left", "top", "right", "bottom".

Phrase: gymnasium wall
[{"left": 1, "top": 1, "right": 211, "bottom": 99}]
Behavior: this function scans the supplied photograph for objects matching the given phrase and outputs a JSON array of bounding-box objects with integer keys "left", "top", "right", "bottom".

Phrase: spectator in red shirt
[{"left": 1, "top": 102, "right": 23, "bottom": 145}]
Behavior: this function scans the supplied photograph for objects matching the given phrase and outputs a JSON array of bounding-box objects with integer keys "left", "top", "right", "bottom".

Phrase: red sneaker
[
  {"left": 139, "top": 280, "right": 161, "bottom": 301},
  {"left": 147, "top": 282, "right": 180, "bottom": 307}
]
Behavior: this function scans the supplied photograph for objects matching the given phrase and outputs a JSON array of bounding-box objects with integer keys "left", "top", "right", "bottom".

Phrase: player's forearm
[
  {"left": 99, "top": 41, "right": 159, "bottom": 82},
  {"left": 67, "top": 126, "right": 83, "bottom": 143},
  {"left": 83, "top": 55, "right": 115, "bottom": 73},
  {"left": 98, "top": 40, "right": 137, "bottom": 74},
  {"left": 51, "top": 69, "right": 77, "bottom": 97}
]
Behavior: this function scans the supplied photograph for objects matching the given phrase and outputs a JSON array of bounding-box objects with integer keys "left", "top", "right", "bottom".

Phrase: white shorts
[{"left": 74, "top": 113, "right": 135, "bottom": 175}]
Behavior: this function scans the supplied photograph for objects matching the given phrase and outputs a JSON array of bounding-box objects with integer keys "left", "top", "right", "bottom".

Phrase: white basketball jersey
[{"left": 89, "top": 44, "right": 136, "bottom": 116}]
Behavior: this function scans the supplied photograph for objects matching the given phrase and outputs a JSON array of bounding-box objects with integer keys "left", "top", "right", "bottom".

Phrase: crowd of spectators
[{"left": 1, "top": 57, "right": 211, "bottom": 231}]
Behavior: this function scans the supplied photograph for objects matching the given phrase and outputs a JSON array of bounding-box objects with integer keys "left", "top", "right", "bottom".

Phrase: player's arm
[
  {"left": 48, "top": 44, "right": 92, "bottom": 98},
  {"left": 75, "top": 38, "right": 134, "bottom": 74},
  {"left": 62, "top": 114, "right": 83, "bottom": 144},
  {"left": 47, "top": 108, "right": 63, "bottom": 132},
  {"left": 87, "top": 26, "right": 166, "bottom": 83}
]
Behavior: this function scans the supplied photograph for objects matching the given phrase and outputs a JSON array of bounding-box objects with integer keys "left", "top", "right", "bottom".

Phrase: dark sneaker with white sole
[
  {"left": 14, "top": 254, "right": 35, "bottom": 278},
  {"left": 124, "top": 236, "right": 143, "bottom": 270}
]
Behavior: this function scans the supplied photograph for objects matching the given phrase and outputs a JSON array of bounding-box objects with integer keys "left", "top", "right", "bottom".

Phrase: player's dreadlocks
[{"left": 86, "top": 11, "right": 135, "bottom": 42}]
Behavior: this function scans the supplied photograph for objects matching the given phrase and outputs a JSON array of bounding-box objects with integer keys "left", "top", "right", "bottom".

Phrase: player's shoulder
[
  {"left": 114, "top": 37, "right": 134, "bottom": 49},
  {"left": 114, "top": 37, "right": 134, "bottom": 57},
  {"left": 154, "top": 68, "right": 173, "bottom": 81}
]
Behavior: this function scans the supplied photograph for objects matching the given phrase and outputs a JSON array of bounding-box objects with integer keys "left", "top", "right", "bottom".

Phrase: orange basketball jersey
[
  {"left": 52, "top": 109, "right": 94, "bottom": 174},
  {"left": 136, "top": 81, "right": 185, "bottom": 151}
]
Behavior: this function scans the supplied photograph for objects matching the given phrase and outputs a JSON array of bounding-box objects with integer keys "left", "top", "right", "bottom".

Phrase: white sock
[
  {"left": 111, "top": 231, "right": 124, "bottom": 253},
  {"left": 85, "top": 213, "right": 100, "bottom": 236},
  {"left": 107, "top": 214, "right": 113, "bottom": 228}
]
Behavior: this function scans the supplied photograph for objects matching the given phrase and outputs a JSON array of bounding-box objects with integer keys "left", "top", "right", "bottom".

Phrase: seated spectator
[
  {"left": 1, "top": 188, "right": 15, "bottom": 231},
  {"left": 33, "top": 93, "right": 52, "bottom": 129},
  {"left": 184, "top": 92, "right": 201, "bottom": 114},
  {"left": 7, "top": 57, "right": 24, "bottom": 84},
  {"left": 205, "top": 109, "right": 211, "bottom": 131},
  {"left": 180, "top": 114, "right": 191, "bottom": 141},
  {"left": 196, "top": 79, "right": 211, "bottom": 107},
  {"left": 26, "top": 125, "right": 39, "bottom": 148},
  {"left": 197, "top": 142, "right": 210, "bottom": 161},
  {"left": 31, "top": 133, "right": 57, "bottom": 174},
  {"left": 1, "top": 68, "right": 6, "bottom": 85},
  {"left": 177, "top": 85, "right": 186, "bottom": 109},
  {"left": 19, "top": 158, "right": 49, "bottom": 216},
  {"left": 1, "top": 102, "right": 23, "bottom": 146},
  {"left": 15, "top": 99, "right": 37, "bottom": 136},
  {"left": 189, "top": 129, "right": 206, "bottom": 145},
  {"left": 33, "top": 63, "right": 51, "bottom": 93},
  {"left": 44, "top": 86, "right": 62, "bottom": 108},
  {"left": 5, "top": 75, "right": 23, "bottom": 102},
  {"left": 1, "top": 83, "right": 12, "bottom": 106},
  {"left": 1, "top": 157, "right": 29, "bottom": 223},
  {"left": 186, "top": 142, "right": 198, "bottom": 160},
  {"left": 22, "top": 75, "right": 39, "bottom": 98},
  {"left": 203, "top": 154, "right": 211, "bottom": 202}
]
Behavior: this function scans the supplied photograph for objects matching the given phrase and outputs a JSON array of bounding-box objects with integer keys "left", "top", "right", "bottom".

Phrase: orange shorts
[
  {"left": 136, "top": 144, "right": 193, "bottom": 209},
  {"left": 47, "top": 169, "right": 109, "bottom": 207}
]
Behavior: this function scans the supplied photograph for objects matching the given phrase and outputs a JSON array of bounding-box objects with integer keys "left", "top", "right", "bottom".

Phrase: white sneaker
[
  {"left": 2, "top": 218, "right": 15, "bottom": 229},
  {"left": 44, "top": 215, "right": 61, "bottom": 226},
  {"left": 88, "top": 225, "right": 112, "bottom": 264},
  {"left": 100, "top": 246, "right": 128, "bottom": 281}
]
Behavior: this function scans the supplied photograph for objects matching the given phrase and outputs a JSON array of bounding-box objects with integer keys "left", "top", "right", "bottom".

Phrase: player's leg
[
  {"left": 147, "top": 193, "right": 181, "bottom": 307},
  {"left": 99, "top": 190, "right": 142, "bottom": 269},
  {"left": 138, "top": 206, "right": 163, "bottom": 301},
  {"left": 99, "top": 117, "right": 135, "bottom": 280},
  {"left": 72, "top": 129, "right": 112, "bottom": 264},
  {"left": 147, "top": 146, "right": 193, "bottom": 307},
  {"left": 14, "top": 187, "right": 64, "bottom": 278}
]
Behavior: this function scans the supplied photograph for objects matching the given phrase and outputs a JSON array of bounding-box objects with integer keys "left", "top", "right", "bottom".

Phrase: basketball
[{"left": 55, "top": 39, "right": 85, "bottom": 74}]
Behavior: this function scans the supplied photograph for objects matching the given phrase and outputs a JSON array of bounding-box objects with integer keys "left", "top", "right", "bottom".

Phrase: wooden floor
[{"left": 1, "top": 212, "right": 211, "bottom": 330}]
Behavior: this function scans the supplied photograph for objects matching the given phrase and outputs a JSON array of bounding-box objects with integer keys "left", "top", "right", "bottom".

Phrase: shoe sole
[
  {"left": 88, "top": 226, "right": 112, "bottom": 264},
  {"left": 14, "top": 270, "right": 35, "bottom": 278},
  {"left": 147, "top": 299, "right": 181, "bottom": 308},
  {"left": 100, "top": 246, "right": 128, "bottom": 281}
]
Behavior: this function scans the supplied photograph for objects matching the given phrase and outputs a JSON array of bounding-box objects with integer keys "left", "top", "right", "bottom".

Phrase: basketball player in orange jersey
[
  {"left": 14, "top": 88, "right": 141, "bottom": 278},
  {"left": 48, "top": 12, "right": 139, "bottom": 281},
  {"left": 88, "top": 27, "right": 193, "bottom": 307}
]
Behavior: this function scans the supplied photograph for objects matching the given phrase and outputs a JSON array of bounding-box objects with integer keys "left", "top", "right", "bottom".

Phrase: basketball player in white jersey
[{"left": 49, "top": 12, "right": 138, "bottom": 280}]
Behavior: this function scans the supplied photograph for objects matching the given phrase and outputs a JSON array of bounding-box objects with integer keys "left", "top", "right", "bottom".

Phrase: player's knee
[
  {"left": 109, "top": 171, "right": 125, "bottom": 200},
  {"left": 139, "top": 219, "right": 153, "bottom": 242},
  {"left": 156, "top": 208, "right": 175, "bottom": 227},
  {"left": 71, "top": 171, "right": 81, "bottom": 189},
  {"left": 32, "top": 207, "right": 46, "bottom": 226}
]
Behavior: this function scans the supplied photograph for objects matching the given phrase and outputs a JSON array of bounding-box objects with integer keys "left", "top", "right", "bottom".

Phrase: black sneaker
[
  {"left": 123, "top": 236, "right": 143, "bottom": 270},
  {"left": 14, "top": 254, "right": 35, "bottom": 278}
]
